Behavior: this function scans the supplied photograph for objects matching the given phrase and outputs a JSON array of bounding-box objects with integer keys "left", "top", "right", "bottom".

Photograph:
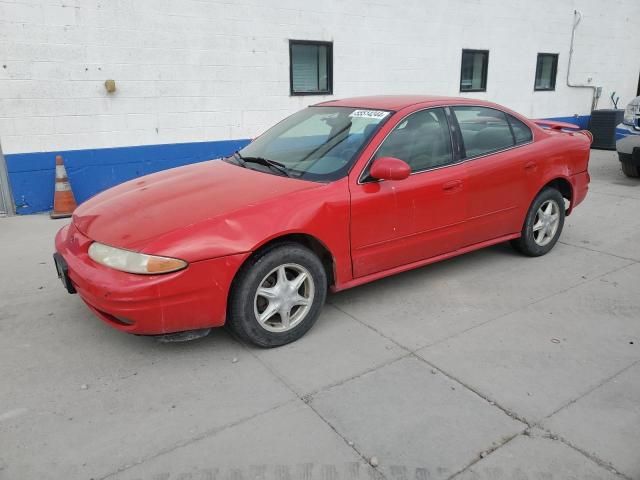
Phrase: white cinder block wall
[{"left": 1, "top": 0, "right": 639, "bottom": 155}]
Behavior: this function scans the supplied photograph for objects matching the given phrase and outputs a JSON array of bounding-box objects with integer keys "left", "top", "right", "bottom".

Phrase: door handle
[
  {"left": 524, "top": 160, "right": 538, "bottom": 171},
  {"left": 442, "top": 180, "right": 463, "bottom": 192}
]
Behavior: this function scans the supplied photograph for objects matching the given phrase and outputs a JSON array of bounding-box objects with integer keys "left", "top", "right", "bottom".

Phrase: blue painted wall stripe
[
  {"left": 543, "top": 115, "right": 590, "bottom": 130},
  {"left": 6, "top": 139, "right": 250, "bottom": 214}
]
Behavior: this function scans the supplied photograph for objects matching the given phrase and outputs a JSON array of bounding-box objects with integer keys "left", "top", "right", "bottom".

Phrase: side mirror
[{"left": 370, "top": 157, "right": 411, "bottom": 181}]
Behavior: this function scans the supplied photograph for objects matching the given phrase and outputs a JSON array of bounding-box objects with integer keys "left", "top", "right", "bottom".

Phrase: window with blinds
[
  {"left": 460, "top": 49, "right": 489, "bottom": 92},
  {"left": 534, "top": 53, "right": 558, "bottom": 91},
  {"left": 289, "top": 40, "right": 333, "bottom": 95}
]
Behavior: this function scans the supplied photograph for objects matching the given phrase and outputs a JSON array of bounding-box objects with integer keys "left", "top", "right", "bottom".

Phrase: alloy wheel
[
  {"left": 532, "top": 199, "right": 560, "bottom": 247},
  {"left": 253, "top": 263, "right": 315, "bottom": 333}
]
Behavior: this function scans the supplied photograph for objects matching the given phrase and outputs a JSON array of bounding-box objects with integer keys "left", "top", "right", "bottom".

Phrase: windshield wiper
[
  {"left": 228, "top": 151, "right": 247, "bottom": 168},
  {"left": 235, "top": 152, "right": 291, "bottom": 177}
]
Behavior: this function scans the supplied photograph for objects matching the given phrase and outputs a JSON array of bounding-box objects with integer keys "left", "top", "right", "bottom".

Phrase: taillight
[{"left": 580, "top": 130, "right": 593, "bottom": 144}]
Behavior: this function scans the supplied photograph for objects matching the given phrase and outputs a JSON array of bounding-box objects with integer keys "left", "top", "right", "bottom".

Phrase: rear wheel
[
  {"left": 511, "top": 188, "right": 565, "bottom": 257},
  {"left": 227, "top": 243, "right": 327, "bottom": 347},
  {"left": 621, "top": 161, "right": 640, "bottom": 178}
]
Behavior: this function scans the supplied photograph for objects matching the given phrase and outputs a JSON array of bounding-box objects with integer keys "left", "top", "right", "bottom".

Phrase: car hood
[{"left": 73, "top": 160, "right": 320, "bottom": 253}]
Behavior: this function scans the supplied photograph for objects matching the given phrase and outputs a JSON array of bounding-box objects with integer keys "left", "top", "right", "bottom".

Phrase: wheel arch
[
  {"left": 538, "top": 176, "right": 574, "bottom": 214},
  {"left": 231, "top": 232, "right": 336, "bottom": 291}
]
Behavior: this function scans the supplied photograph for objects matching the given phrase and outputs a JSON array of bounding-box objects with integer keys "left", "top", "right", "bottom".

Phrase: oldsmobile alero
[{"left": 54, "top": 96, "right": 591, "bottom": 346}]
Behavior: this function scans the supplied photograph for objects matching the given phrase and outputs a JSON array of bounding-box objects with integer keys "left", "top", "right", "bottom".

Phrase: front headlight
[
  {"left": 88, "top": 242, "right": 188, "bottom": 275},
  {"left": 623, "top": 104, "right": 635, "bottom": 125},
  {"left": 623, "top": 98, "right": 640, "bottom": 126}
]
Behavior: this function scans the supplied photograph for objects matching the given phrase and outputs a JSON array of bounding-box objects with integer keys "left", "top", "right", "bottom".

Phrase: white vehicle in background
[{"left": 616, "top": 96, "right": 640, "bottom": 178}]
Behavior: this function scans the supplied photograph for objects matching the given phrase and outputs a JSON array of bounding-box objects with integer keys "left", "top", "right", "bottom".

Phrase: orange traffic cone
[{"left": 50, "top": 155, "right": 77, "bottom": 219}]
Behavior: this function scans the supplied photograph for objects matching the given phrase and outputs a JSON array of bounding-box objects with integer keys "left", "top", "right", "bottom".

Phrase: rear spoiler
[
  {"left": 533, "top": 119, "right": 581, "bottom": 130},
  {"left": 533, "top": 119, "right": 593, "bottom": 143}
]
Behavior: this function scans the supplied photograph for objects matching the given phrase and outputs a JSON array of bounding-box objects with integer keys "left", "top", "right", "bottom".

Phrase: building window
[
  {"left": 289, "top": 40, "right": 332, "bottom": 96},
  {"left": 460, "top": 49, "right": 489, "bottom": 92},
  {"left": 534, "top": 53, "right": 558, "bottom": 91}
]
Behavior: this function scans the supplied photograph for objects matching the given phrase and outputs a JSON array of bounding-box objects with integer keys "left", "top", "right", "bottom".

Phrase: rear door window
[
  {"left": 452, "top": 106, "right": 515, "bottom": 158},
  {"left": 507, "top": 114, "right": 533, "bottom": 144}
]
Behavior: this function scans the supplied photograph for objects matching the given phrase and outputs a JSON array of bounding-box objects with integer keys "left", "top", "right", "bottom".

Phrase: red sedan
[{"left": 54, "top": 96, "right": 591, "bottom": 346}]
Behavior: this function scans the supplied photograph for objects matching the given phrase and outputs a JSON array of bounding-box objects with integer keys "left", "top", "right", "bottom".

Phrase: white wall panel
[{"left": 0, "top": 0, "right": 638, "bottom": 154}]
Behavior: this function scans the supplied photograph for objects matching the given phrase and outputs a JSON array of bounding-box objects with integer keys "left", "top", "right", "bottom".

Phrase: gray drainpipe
[
  {"left": 0, "top": 140, "right": 16, "bottom": 217},
  {"left": 567, "top": 10, "right": 601, "bottom": 112}
]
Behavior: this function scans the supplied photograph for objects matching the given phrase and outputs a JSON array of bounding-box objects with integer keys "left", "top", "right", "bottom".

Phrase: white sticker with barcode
[{"left": 349, "top": 110, "right": 390, "bottom": 120}]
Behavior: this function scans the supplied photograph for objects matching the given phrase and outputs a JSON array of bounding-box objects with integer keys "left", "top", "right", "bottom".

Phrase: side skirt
[{"left": 333, "top": 233, "right": 520, "bottom": 292}]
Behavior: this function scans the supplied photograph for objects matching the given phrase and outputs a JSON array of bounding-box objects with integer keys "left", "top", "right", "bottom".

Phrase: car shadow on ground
[
  {"left": 58, "top": 241, "right": 522, "bottom": 355},
  {"left": 329, "top": 240, "right": 521, "bottom": 302}
]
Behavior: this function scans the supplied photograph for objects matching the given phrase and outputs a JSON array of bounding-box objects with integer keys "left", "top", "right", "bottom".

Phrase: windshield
[{"left": 229, "top": 106, "right": 392, "bottom": 181}]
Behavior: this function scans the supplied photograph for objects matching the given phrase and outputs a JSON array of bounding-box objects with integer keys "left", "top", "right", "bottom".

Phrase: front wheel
[
  {"left": 621, "top": 161, "right": 640, "bottom": 178},
  {"left": 227, "top": 243, "right": 327, "bottom": 347},
  {"left": 511, "top": 188, "right": 565, "bottom": 257}
]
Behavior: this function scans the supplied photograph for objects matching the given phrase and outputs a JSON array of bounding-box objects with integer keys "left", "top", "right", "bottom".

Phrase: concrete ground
[{"left": 1, "top": 149, "right": 639, "bottom": 480}]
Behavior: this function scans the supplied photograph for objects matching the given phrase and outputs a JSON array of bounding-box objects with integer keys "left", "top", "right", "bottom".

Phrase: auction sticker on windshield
[{"left": 349, "top": 110, "right": 390, "bottom": 120}]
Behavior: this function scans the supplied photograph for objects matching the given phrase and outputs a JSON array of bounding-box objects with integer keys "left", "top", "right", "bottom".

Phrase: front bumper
[
  {"left": 54, "top": 223, "right": 249, "bottom": 335},
  {"left": 616, "top": 135, "right": 640, "bottom": 167},
  {"left": 615, "top": 122, "right": 640, "bottom": 141}
]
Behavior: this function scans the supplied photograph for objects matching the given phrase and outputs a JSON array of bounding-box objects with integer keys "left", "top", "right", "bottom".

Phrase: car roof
[{"left": 314, "top": 95, "right": 494, "bottom": 111}]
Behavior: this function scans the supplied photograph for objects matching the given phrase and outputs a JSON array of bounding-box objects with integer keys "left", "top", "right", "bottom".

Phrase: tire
[
  {"left": 510, "top": 188, "right": 565, "bottom": 257},
  {"left": 621, "top": 161, "right": 640, "bottom": 178},
  {"left": 227, "top": 242, "right": 327, "bottom": 347}
]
